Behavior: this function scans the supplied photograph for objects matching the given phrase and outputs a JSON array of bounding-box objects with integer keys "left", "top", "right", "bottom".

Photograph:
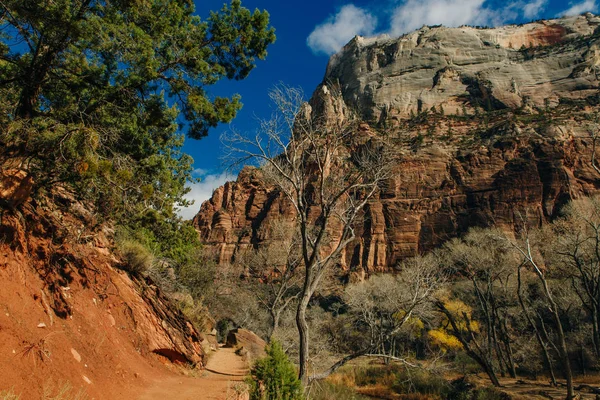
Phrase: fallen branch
[{"left": 309, "top": 351, "right": 418, "bottom": 382}]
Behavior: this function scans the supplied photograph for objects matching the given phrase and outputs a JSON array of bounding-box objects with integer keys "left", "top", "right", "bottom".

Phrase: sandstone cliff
[
  {"left": 194, "top": 14, "right": 600, "bottom": 274},
  {"left": 327, "top": 13, "right": 600, "bottom": 123}
]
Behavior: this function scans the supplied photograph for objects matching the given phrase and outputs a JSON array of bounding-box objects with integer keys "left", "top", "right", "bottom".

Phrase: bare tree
[
  {"left": 443, "top": 229, "right": 519, "bottom": 380},
  {"left": 547, "top": 197, "right": 600, "bottom": 359},
  {"left": 516, "top": 262, "right": 559, "bottom": 386},
  {"left": 507, "top": 223, "right": 576, "bottom": 400},
  {"left": 222, "top": 84, "right": 392, "bottom": 384},
  {"left": 237, "top": 219, "right": 302, "bottom": 340},
  {"left": 435, "top": 295, "right": 502, "bottom": 387},
  {"left": 316, "top": 254, "right": 445, "bottom": 376}
]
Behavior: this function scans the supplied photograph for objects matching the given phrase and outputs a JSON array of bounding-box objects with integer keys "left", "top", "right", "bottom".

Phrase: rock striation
[
  {"left": 194, "top": 14, "right": 600, "bottom": 274},
  {"left": 326, "top": 13, "right": 600, "bottom": 123}
]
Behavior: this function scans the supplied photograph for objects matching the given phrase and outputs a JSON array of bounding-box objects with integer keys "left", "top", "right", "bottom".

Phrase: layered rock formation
[
  {"left": 194, "top": 14, "right": 600, "bottom": 273},
  {"left": 327, "top": 13, "right": 600, "bottom": 123}
]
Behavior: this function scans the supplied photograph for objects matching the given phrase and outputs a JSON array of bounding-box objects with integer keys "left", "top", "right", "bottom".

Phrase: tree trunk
[
  {"left": 436, "top": 302, "right": 501, "bottom": 387},
  {"left": 518, "top": 266, "right": 557, "bottom": 386},
  {"left": 500, "top": 319, "right": 517, "bottom": 379},
  {"left": 296, "top": 290, "right": 311, "bottom": 387},
  {"left": 492, "top": 325, "right": 507, "bottom": 377},
  {"left": 309, "top": 349, "right": 371, "bottom": 381},
  {"left": 538, "top": 315, "right": 560, "bottom": 387},
  {"left": 593, "top": 309, "right": 600, "bottom": 358},
  {"left": 267, "top": 308, "right": 279, "bottom": 342},
  {"left": 543, "top": 281, "right": 575, "bottom": 400},
  {"left": 505, "top": 343, "right": 517, "bottom": 378}
]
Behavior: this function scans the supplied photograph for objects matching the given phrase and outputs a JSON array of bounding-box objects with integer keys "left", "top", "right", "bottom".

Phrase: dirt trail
[
  {"left": 137, "top": 347, "right": 248, "bottom": 400},
  {"left": 499, "top": 378, "right": 600, "bottom": 400}
]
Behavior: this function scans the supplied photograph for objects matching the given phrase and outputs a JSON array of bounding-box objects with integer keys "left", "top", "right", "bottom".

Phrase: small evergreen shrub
[{"left": 248, "top": 341, "right": 303, "bottom": 400}]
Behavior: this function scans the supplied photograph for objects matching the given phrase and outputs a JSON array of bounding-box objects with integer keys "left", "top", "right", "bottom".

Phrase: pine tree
[
  {"left": 0, "top": 0, "right": 275, "bottom": 228},
  {"left": 248, "top": 341, "right": 303, "bottom": 400}
]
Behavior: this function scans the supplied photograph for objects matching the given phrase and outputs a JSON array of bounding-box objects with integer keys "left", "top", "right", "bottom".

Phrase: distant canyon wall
[{"left": 193, "top": 14, "right": 600, "bottom": 274}]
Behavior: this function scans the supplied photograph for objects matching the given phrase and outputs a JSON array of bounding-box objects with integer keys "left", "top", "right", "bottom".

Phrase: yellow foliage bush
[
  {"left": 439, "top": 298, "right": 480, "bottom": 333},
  {"left": 428, "top": 328, "right": 463, "bottom": 351}
]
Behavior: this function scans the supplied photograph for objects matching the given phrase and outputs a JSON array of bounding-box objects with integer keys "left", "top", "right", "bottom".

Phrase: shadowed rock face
[{"left": 193, "top": 15, "right": 600, "bottom": 274}]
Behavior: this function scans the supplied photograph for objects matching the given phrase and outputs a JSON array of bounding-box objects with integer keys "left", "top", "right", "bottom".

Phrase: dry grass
[
  {"left": 308, "top": 380, "right": 369, "bottom": 400},
  {"left": 574, "top": 374, "right": 600, "bottom": 385},
  {"left": 20, "top": 338, "right": 51, "bottom": 367},
  {"left": 323, "top": 363, "right": 446, "bottom": 399},
  {"left": 226, "top": 381, "right": 249, "bottom": 400},
  {"left": 117, "top": 240, "right": 154, "bottom": 274},
  {"left": 0, "top": 389, "right": 20, "bottom": 400},
  {"left": 42, "top": 381, "right": 89, "bottom": 400}
]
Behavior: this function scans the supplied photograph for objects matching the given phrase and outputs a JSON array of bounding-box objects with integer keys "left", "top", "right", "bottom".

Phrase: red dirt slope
[{"left": 0, "top": 186, "right": 205, "bottom": 399}]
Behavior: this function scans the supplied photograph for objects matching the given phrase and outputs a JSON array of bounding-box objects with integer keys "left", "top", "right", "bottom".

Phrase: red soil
[
  {"left": 137, "top": 347, "right": 248, "bottom": 400},
  {"left": 0, "top": 195, "right": 204, "bottom": 399}
]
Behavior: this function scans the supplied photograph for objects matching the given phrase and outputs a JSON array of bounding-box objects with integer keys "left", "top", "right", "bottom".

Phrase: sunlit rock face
[
  {"left": 194, "top": 14, "right": 600, "bottom": 274},
  {"left": 326, "top": 14, "right": 600, "bottom": 123}
]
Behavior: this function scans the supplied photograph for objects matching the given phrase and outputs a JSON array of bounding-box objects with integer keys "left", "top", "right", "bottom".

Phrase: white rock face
[{"left": 323, "top": 14, "right": 600, "bottom": 123}]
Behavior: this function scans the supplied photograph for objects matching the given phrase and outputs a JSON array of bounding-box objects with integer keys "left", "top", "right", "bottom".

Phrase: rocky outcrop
[
  {"left": 194, "top": 167, "right": 292, "bottom": 263},
  {"left": 0, "top": 189, "right": 205, "bottom": 399},
  {"left": 194, "top": 15, "right": 600, "bottom": 274}
]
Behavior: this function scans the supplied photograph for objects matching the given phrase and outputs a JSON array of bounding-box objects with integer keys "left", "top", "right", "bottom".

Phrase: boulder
[{"left": 226, "top": 328, "right": 267, "bottom": 360}]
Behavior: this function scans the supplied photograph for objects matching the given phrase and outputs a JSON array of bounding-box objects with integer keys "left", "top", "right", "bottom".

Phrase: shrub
[
  {"left": 117, "top": 240, "right": 154, "bottom": 275},
  {"left": 392, "top": 369, "right": 449, "bottom": 397},
  {"left": 178, "top": 297, "right": 213, "bottom": 333},
  {"left": 248, "top": 341, "right": 303, "bottom": 400},
  {"left": 353, "top": 365, "right": 401, "bottom": 387},
  {"left": 447, "top": 378, "right": 509, "bottom": 400}
]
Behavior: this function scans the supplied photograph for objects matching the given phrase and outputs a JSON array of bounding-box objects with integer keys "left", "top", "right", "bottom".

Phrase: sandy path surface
[{"left": 137, "top": 347, "right": 248, "bottom": 400}]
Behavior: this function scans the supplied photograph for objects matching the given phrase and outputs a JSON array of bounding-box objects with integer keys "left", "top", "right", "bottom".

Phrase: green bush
[{"left": 248, "top": 341, "right": 303, "bottom": 400}]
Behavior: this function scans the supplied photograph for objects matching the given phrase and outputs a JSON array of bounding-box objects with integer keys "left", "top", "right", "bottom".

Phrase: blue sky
[{"left": 178, "top": 0, "right": 598, "bottom": 218}]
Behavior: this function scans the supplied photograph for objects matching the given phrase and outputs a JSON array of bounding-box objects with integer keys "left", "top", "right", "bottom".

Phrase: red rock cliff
[{"left": 193, "top": 15, "right": 600, "bottom": 274}]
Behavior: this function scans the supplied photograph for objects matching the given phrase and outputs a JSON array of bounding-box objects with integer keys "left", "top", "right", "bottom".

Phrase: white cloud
[
  {"left": 307, "top": 5, "right": 378, "bottom": 55},
  {"left": 177, "top": 171, "right": 232, "bottom": 220},
  {"left": 559, "top": 0, "right": 598, "bottom": 16},
  {"left": 522, "top": 0, "right": 548, "bottom": 18},
  {"left": 192, "top": 168, "right": 208, "bottom": 176},
  {"left": 389, "top": 0, "right": 489, "bottom": 36},
  {"left": 307, "top": 0, "right": 550, "bottom": 53}
]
